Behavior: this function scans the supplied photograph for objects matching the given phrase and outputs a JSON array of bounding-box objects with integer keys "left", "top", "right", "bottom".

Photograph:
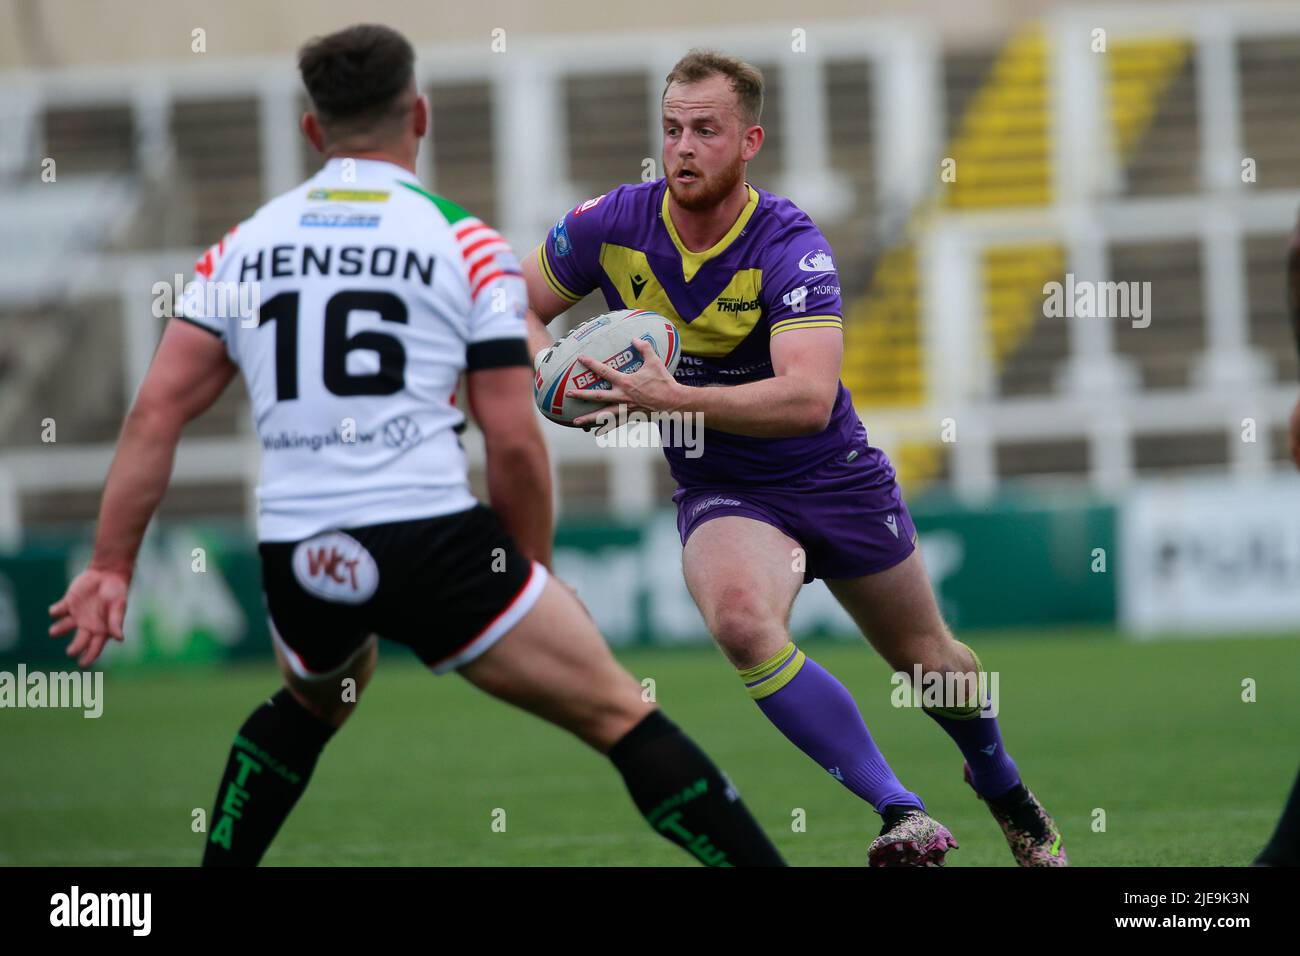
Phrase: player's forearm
[
  {"left": 675, "top": 375, "right": 834, "bottom": 438},
  {"left": 525, "top": 309, "right": 556, "bottom": 363},
  {"left": 485, "top": 441, "right": 554, "bottom": 569},
  {"left": 89, "top": 406, "right": 184, "bottom": 576}
]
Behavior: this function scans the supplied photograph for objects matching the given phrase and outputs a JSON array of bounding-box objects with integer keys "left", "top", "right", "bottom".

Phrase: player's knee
[
  {"left": 302, "top": 692, "right": 357, "bottom": 728},
  {"left": 884, "top": 628, "right": 963, "bottom": 675},
  {"left": 921, "top": 632, "right": 975, "bottom": 677},
  {"left": 285, "top": 672, "right": 369, "bottom": 729},
  {"left": 894, "top": 634, "right": 982, "bottom": 695},
  {"left": 709, "top": 588, "right": 784, "bottom": 658}
]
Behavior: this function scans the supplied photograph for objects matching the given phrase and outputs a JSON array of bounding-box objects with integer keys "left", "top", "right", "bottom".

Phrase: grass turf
[{"left": 2, "top": 629, "right": 1296, "bottom": 866}]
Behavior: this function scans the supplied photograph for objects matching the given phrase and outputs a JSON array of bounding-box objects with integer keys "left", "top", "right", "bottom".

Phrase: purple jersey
[{"left": 537, "top": 179, "right": 866, "bottom": 487}]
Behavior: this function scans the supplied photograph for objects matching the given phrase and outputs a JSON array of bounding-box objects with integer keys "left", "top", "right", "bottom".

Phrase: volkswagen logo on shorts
[
  {"left": 291, "top": 531, "right": 379, "bottom": 604},
  {"left": 383, "top": 415, "right": 421, "bottom": 449}
]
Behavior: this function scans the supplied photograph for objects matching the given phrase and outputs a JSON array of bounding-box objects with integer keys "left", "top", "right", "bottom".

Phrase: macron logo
[
  {"left": 50, "top": 886, "right": 151, "bottom": 936},
  {"left": 884, "top": 514, "right": 899, "bottom": 538}
]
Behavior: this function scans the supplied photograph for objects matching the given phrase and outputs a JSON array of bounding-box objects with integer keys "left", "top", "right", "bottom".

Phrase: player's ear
[
  {"left": 413, "top": 93, "right": 429, "bottom": 140},
  {"left": 741, "top": 123, "right": 763, "bottom": 163},
  {"left": 301, "top": 112, "right": 325, "bottom": 154}
]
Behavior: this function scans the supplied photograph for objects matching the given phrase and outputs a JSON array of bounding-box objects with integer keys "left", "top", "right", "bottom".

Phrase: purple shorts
[{"left": 672, "top": 439, "right": 917, "bottom": 583}]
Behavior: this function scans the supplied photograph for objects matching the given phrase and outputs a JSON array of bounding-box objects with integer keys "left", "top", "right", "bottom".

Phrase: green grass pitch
[{"left": 2, "top": 630, "right": 1296, "bottom": 866}]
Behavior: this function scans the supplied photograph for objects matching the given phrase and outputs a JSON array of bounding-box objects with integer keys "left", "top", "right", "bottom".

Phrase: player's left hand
[
  {"left": 567, "top": 339, "right": 684, "bottom": 428},
  {"left": 48, "top": 567, "right": 130, "bottom": 667}
]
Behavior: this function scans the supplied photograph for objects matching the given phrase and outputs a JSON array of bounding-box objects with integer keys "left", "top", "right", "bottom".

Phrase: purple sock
[
  {"left": 744, "top": 645, "right": 922, "bottom": 814},
  {"left": 925, "top": 703, "right": 1021, "bottom": 798}
]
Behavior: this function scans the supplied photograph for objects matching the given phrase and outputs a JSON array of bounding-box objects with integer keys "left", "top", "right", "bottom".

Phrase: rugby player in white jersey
[{"left": 47, "top": 24, "right": 782, "bottom": 867}]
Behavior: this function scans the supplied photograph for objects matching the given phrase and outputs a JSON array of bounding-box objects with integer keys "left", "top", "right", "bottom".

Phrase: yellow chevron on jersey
[
  {"left": 598, "top": 243, "right": 765, "bottom": 358},
  {"left": 661, "top": 184, "right": 760, "bottom": 282}
]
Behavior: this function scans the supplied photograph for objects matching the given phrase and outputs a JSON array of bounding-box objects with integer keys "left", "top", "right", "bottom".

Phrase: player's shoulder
[
  {"left": 752, "top": 185, "right": 831, "bottom": 246},
  {"left": 544, "top": 181, "right": 657, "bottom": 264},
  {"left": 193, "top": 217, "right": 252, "bottom": 280},
  {"left": 751, "top": 185, "right": 838, "bottom": 272},
  {"left": 392, "top": 182, "right": 505, "bottom": 257},
  {"left": 191, "top": 182, "right": 301, "bottom": 278},
  {"left": 565, "top": 180, "right": 661, "bottom": 231},
  {"left": 389, "top": 178, "right": 479, "bottom": 228}
]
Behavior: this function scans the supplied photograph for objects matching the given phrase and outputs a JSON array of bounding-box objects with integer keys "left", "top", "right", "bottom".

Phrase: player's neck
[
  {"left": 666, "top": 181, "right": 751, "bottom": 252},
  {"left": 324, "top": 148, "right": 417, "bottom": 176}
]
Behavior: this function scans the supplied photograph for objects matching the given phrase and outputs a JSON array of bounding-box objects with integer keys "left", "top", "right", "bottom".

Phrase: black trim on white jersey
[
  {"left": 173, "top": 315, "right": 224, "bottom": 339},
  {"left": 466, "top": 338, "right": 530, "bottom": 370}
]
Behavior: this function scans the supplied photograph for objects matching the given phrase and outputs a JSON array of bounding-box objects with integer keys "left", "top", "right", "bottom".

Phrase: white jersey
[{"left": 180, "top": 158, "right": 529, "bottom": 541}]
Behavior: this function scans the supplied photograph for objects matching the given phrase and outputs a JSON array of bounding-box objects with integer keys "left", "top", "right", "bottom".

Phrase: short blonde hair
[{"left": 663, "top": 49, "right": 764, "bottom": 127}]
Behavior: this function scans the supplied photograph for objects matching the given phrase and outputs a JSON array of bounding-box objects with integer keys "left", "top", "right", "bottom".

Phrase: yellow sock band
[{"left": 738, "top": 642, "right": 807, "bottom": 701}]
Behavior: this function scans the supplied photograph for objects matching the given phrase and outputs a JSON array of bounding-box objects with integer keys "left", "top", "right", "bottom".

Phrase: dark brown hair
[
  {"left": 298, "top": 24, "right": 415, "bottom": 129},
  {"left": 663, "top": 49, "right": 764, "bottom": 126}
]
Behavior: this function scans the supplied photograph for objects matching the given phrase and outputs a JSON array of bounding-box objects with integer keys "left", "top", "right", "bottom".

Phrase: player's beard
[{"left": 667, "top": 151, "right": 746, "bottom": 212}]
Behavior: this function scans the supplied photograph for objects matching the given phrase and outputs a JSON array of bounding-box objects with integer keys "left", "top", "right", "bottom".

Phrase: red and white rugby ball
[{"left": 534, "top": 309, "right": 681, "bottom": 427}]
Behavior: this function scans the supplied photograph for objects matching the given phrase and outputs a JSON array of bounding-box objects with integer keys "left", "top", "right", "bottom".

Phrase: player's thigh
[
  {"left": 681, "top": 515, "right": 804, "bottom": 668},
  {"left": 274, "top": 634, "right": 378, "bottom": 728},
  {"left": 457, "top": 576, "right": 652, "bottom": 754},
  {"left": 260, "top": 534, "right": 383, "bottom": 727},
  {"left": 826, "top": 548, "right": 959, "bottom": 673}
]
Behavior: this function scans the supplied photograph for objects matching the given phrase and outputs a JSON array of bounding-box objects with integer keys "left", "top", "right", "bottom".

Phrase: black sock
[
  {"left": 988, "top": 783, "right": 1031, "bottom": 812},
  {"left": 201, "top": 688, "right": 337, "bottom": 866},
  {"left": 1256, "top": 765, "right": 1300, "bottom": 866},
  {"left": 608, "top": 710, "right": 785, "bottom": 867}
]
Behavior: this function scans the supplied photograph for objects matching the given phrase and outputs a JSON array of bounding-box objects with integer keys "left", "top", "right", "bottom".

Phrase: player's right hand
[{"left": 48, "top": 568, "right": 130, "bottom": 667}]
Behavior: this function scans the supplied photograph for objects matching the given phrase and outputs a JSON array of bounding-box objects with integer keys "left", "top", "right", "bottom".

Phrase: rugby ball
[{"left": 534, "top": 309, "right": 681, "bottom": 426}]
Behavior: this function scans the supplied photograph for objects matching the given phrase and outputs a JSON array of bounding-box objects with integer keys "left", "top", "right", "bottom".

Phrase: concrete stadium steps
[
  {"left": 565, "top": 72, "right": 652, "bottom": 190},
  {"left": 1239, "top": 37, "right": 1300, "bottom": 189},
  {"left": 429, "top": 82, "right": 498, "bottom": 227},
  {"left": 1114, "top": 41, "right": 1198, "bottom": 196},
  {"left": 42, "top": 104, "right": 135, "bottom": 175},
  {"left": 825, "top": 58, "right": 876, "bottom": 217},
  {"left": 842, "top": 244, "right": 921, "bottom": 410},
  {"left": 945, "top": 31, "right": 1051, "bottom": 211},
  {"left": 1245, "top": 232, "right": 1300, "bottom": 383},
  {"left": 822, "top": 58, "right": 878, "bottom": 279},
  {"left": 169, "top": 97, "right": 264, "bottom": 247},
  {"left": 21, "top": 482, "right": 249, "bottom": 529},
  {"left": 985, "top": 243, "right": 1065, "bottom": 364},
  {"left": 1107, "top": 40, "right": 1192, "bottom": 154},
  {"left": 1, "top": 296, "right": 123, "bottom": 447},
  {"left": 841, "top": 29, "right": 1195, "bottom": 486},
  {"left": 8, "top": 32, "right": 1299, "bottom": 524},
  {"left": 1110, "top": 238, "right": 1204, "bottom": 391}
]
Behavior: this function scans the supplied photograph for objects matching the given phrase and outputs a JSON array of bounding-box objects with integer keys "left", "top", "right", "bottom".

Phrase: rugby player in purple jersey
[{"left": 523, "top": 49, "right": 1065, "bottom": 866}]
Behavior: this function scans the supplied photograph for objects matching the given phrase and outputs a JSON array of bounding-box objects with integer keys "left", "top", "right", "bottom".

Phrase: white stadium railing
[{"left": 2, "top": 5, "right": 1300, "bottom": 545}]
